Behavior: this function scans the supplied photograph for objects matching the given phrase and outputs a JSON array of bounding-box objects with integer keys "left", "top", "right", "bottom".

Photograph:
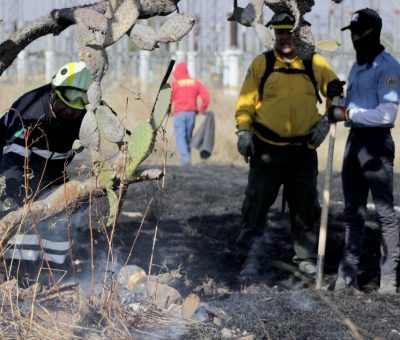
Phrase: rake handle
[{"left": 315, "top": 97, "right": 339, "bottom": 289}]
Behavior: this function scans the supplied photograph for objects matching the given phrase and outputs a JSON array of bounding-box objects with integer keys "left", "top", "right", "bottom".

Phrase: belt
[{"left": 253, "top": 122, "right": 310, "bottom": 144}]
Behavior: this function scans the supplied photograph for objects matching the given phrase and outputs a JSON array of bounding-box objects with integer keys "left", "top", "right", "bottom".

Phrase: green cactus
[
  {"left": 92, "top": 150, "right": 118, "bottom": 227},
  {"left": 106, "top": 188, "right": 119, "bottom": 226},
  {"left": 150, "top": 84, "right": 172, "bottom": 131},
  {"left": 104, "top": 80, "right": 172, "bottom": 222},
  {"left": 91, "top": 150, "right": 114, "bottom": 189},
  {"left": 125, "top": 122, "right": 155, "bottom": 179},
  {"left": 98, "top": 160, "right": 115, "bottom": 190}
]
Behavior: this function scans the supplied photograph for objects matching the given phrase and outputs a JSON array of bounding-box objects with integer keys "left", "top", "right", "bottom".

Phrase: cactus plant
[
  {"left": 129, "top": 23, "right": 159, "bottom": 50},
  {"left": 129, "top": 13, "right": 196, "bottom": 51},
  {"left": 150, "top": 84, "right": 172, "bottom": 131},
  {"left": 125, "top": 122, "right": 156, "bottom": 179},
  {"left": 72, "top": 3, "right": 194, "bottom": 192},
  {"left": 103, "top": 0, "right": 141, "bottom": 47},
  {"left": 79, "top": 110, "right": 101, "bottom": 151},
  {"left": 106, "top": 188, "right": 119, "bottom": 226},
  {"left": 229, "top": 0, "right": 344, "bottom": 60},
  {"left": 96, "top": 104, "right": 125, "bottom": 143},
  {"left": 157, "top": 13, "right": 196, "bottom": 44},
  {"left": 90, "top": 150, "right": 114, "bottom": 189}
]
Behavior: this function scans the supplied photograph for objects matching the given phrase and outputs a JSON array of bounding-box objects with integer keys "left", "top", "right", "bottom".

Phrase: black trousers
[
  {"left": 236, "top": 137, "right": 319, "bottom": 261},
  {"left": 338, "top": 128, "right": 400, "bottom": 280}
]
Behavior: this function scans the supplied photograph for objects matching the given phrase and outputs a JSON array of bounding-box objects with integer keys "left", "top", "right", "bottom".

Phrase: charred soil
[{"left": 69, "top": 163, "right": 400, "bottom": 339}]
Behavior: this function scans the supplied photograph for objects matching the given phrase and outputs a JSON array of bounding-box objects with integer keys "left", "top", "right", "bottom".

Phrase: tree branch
[
  {"left": 0, "top": 168, "right": 163, "bottom": 245},
  {"left": 0, "top": 0, "right": 180, "bottom": 75}
]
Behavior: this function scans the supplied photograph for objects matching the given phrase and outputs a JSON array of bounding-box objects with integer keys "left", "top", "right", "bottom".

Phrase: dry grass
[{"left": 0, "top": 278, "right": 210, "bottom": 339}]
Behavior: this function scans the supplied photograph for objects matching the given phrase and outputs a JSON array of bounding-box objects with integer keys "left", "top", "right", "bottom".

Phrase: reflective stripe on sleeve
[
  {"left": 5, "top": 249, "right": 67, "bottom": 264},
  {"left": 5, "top": 249, "right": 40, "bottom": 261},
  {"left": 31, "top": 147, "right": 74, "bottom": 160},
  {"left": 8, "top": 234, "right": 70, "bottom": 251},
  {"left": 41, "top": 252, "right": 67, "bottom": 264},
  {"left": 3, "top": 144, "right": 31, "bottom": 157},
  {"left": 2, "top": 144, "right": 73, "bottom": 160}
]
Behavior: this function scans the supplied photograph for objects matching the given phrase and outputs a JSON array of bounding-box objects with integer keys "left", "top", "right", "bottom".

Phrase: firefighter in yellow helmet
[
  {"left": 0, "top": 61, "right": 92, "bottom": 279},
  {"left": 51, "top": 61, "right": 92, "bottom": 117},
  {"left": 234, "top": 12, "right": 344, "bottom": 277}
]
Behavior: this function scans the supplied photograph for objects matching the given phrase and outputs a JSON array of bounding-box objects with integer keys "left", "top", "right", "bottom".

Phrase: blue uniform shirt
[{"left": 346, "top": 51, "right": 400, "bottom": 128}]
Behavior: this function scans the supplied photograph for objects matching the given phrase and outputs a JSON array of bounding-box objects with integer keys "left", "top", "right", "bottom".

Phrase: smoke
[
  {"left": 0, "top": 175, "right": 6, "bottom": 198},
  {"left": 290, "top": 292, "right": 315, "bottom": 311},
  {"left": 67, "top": 200, "right": 149, "bottom": 296}
]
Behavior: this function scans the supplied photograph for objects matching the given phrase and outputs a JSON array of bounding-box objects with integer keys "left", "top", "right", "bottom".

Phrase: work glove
[
  {"left": 327, "top": 79, "right": 346, "bottom": 100},
  {"left": 236, "top": 130, "right": 254, "bottom": 163},
  {"left": 72, "top": 139, "right": 84, "bottom": 153},
  {"left": 309, "top": 115, "right": 330, "bottom": 148},
  {"left": 327, "top": 105, "right": 349, "bottom": 123}
]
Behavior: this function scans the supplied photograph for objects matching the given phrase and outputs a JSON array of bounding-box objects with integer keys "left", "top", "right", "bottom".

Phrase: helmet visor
[{"left": 55, "top": 87, "right": 88, "bottom": 110}]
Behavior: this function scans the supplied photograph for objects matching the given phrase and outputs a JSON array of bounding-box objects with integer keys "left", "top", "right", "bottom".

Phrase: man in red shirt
[{"left": 171, "top": 62, "right": 210, "bottom": 165}]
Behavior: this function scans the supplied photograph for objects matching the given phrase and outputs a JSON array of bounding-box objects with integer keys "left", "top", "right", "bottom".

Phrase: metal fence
[{"left": 1, "top": 0, "right": 400, "bottom": 89}]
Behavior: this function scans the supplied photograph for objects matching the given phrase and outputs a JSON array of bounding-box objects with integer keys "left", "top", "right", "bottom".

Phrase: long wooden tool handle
[
  {"left": 315, "top": 97, "right": 339, "bottom": 289},
  {"left": 160, "top": 59, "right": 175, "bottom": 89},
  {"left": 150, "top": 59, "right": 175, "bottom": 116}
]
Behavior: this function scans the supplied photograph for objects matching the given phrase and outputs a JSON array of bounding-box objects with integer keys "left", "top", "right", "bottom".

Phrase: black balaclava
[{"left": 353, "top": 27, "right": 384, "bottom": 65}]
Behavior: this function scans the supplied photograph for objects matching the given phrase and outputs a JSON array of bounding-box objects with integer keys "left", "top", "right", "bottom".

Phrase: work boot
[
  {"left": 234, "top": 232, "right": 256, "bottom": 261},
  {"left": 298, "top": 261, "right": 317, "bottom": 277},
  {"left": 378, "top": 277, "right": 397, "bottom": 295},
  {"left": 239, "top": 235, "right": 264, "bottom": 277},
  {"left": 334, "top": 275, "right": 358, "bottom": 292},
  {"left": 240, "top": 261, "right": 259, "bottom": 278}
]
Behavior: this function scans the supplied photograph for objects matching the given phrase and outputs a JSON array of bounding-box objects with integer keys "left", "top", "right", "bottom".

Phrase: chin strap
[
  {"left": 49, "top": 91, "right": 58, "bottom": 107},
  {"left": 49, "top": 91, "right": 59, "bottom": 118}
]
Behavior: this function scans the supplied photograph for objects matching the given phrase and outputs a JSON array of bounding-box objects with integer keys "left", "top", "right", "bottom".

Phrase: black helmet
[{"left": 266, "top": 12, "right": 295, "bottom": 29}]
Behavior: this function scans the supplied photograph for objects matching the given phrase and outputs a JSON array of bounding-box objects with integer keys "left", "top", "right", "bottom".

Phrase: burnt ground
[{"left": 67, "top": 164, "right": 400, "bottom": 338}]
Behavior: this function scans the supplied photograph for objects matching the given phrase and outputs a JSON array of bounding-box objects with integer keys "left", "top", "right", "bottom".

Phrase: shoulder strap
[
  {"left": 259, "top": 50, "right": 276, "bottom": 101},
  {"left": 259, "top": 51, "right": 322, "bottom": 104},
  {"left": 303, "top": 55, "right": 322, "bottom": 104}
]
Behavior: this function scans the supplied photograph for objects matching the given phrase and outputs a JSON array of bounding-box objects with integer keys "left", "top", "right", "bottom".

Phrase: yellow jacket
[{"left": 235, "top": 51, "right": 338, "bottom": 145}]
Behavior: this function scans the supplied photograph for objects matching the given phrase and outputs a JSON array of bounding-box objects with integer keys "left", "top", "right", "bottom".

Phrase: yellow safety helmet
[{"left": 52, "top": 61, "right": 92, "bottom": 110}]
